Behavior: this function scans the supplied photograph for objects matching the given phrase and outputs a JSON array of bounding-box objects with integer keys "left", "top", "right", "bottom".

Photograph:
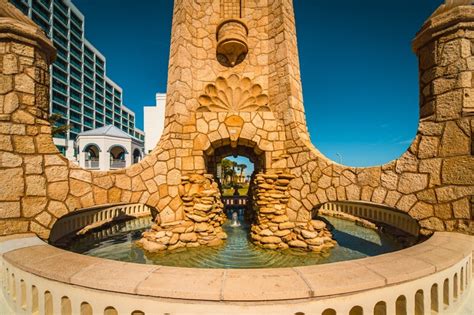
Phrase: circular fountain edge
[{"left": 0, "top": 232, "right": 472, "bottom": 314}]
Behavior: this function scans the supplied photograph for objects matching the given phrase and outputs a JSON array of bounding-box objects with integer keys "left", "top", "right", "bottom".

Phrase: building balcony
[
  {"left": 85, "top": 159, "right": 99, "bottom": 170},
  {"left": 110, "top": 159, "right": 126, "bottom": 169},
  {"left": 53, "top": 0, "right": 68, "bottom": 16}
]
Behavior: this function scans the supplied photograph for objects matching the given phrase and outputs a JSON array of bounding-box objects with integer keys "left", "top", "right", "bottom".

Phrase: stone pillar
[
  {"left": 100, "top": 149, "right": 109, "bottom": 171},
  {"left": 79, "top": 150, "right": 86, "bottom": 168},
  {"left": 0, "top": 13, "right": 56, "bottom": 237},
  {"left": 125, "top": 150, "right": 132, "bottom": 168},
  {"left": 412, "top": 4, "right": 474, "bottom": 233}
]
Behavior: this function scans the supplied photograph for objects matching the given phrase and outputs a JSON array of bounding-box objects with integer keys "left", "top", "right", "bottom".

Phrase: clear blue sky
[{"left": 73, "top": 0, "right": 442, "bottom": 167}]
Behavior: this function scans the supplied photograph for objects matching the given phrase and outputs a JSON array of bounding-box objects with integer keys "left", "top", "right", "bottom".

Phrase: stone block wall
[{"left": 0, "top": 1, "right": 472, "bottom": 243}]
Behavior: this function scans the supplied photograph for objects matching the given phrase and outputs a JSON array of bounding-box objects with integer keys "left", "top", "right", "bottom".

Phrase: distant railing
[
  {"left": 222, "top": 196, "right": 248, "bottom": 209},
  {"left": 110, "top": 159, "right": 126, "bottom": 169},
  {"left": 84, "top": 159, "right": 99, "bottom": 169},
  {"left": 49, "top": 203, "right": 152, "bottom": 243},
  {"left": 319, "top": 201, "right": 420, "bottom": 236}
]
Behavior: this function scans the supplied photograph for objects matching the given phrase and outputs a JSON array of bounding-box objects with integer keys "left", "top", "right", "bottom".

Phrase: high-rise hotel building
[{"left": 9, "top": 0, "right": 145, "bottom": 158}]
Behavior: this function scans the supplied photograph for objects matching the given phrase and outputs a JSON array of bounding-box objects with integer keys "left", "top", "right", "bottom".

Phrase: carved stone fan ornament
[{"left": 197, "top": 74, "right": 270, "bottom": 112}]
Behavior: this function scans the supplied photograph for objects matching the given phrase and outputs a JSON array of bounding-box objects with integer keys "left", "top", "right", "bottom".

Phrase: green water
[{"left": 64, "top": 214, "right": 404, "bottom": 269}]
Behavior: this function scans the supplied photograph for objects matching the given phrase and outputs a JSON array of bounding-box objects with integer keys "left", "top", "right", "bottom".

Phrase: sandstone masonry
[{"left": 0, "top": 1, "right": 471, "bottom": 247}]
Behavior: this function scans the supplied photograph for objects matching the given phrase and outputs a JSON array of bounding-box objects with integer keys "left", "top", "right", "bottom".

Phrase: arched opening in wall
[
  {"left": 10, "top": 273, "right": 15, "bottom": 301},
  {"left": 131, "top": 311, "right": 145, "bottom": 315},
  {"left": 443, "top": 278, "right": 449, "bottom": 308},
  {"left": 31, "top": 285, "right": 39, "bottom": 315},
  {"left": 109, "top": 145, "right": 127, "bottom": 169},
  {"left": 20, "top": 279, "right": 26, "bottom": 310},
  {"left": 453, "top": 273, "right": 458, "bottom": 300},
  {"left": 374, "top": 301, "right": 387, "bottom": 315},
  {"left": 1, "top": 268, "right": 5, "bottom": 290},
  {"left": 349, "top": 306, "right": 363, "bottom": 315},
  {"left": 133, "top": 148, "right": 142, "bottom": 164},
  {"left": 205, "top": 139, "right": 262, "bottom": 227},
  {"left": 104, "top": 306, "right": 118, "bottom": 315},
  {"left": 80, "top": 302, "right": 93, "bottom": 315},
  {"left": 414, "top": 289, "right": 424, "bottom": 315},
  {"left": 83, "top": 143, "right": 100, "bottom": 169},
  {"left": 44, "top": 291, "right": 53, "bottom": 315},
  {"left": 321, "top": 309, "right": 336, "bottom": 315},
  {"left": 431, "top": 283, "right": 439, "bottom": 313},
  {"left": 61, "top": 296, "right": 72, "bottom": 315},
  {"left": 467, "top": 261, "right": 470, "bottom": 286},
  {"left": 396, "top": 295, "right": 407, "bottom": 315},
  {"left": 460, "top": 267, "right": 464, "bottom": 292},
  {"left": 293, "top": 2, "right": 419, "bottom": 168}
]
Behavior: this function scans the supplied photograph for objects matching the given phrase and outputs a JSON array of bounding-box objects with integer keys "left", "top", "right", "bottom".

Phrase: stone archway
[
  {"left": 0, "top": 1, "right": 472, "bottom": 245},
  {"left": 205, "top": 138, "right": 265, "bottom": 179}
]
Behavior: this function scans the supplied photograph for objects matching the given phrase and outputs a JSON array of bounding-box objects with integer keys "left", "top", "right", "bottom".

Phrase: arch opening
[
  {"left": 80, "top": 302, "right": 93, "bottom": 315},
  {"left": 396, "top": 295, "right": 407, "bottom": 315},
  {"left": 20, "top": 279, "right": 26, "bottom": 310},
  {"left": 109, "top": 145, "right": 127, "bottom": 169},
  {"left": 31, "top": 285, "right": 38, "bottom": 315},
  {"left": 431, "top": 283, "right": 439, "bottom": 313},
  {"left": 321, "top": 309, "right": 336, "bottom": 315},
  {"left": 133, "top": 148, "right": 142, "bottom": 163},
  {"left": 453, "top": 273, "right": 458, "bottom": 300},
  {"left": 83, "top": 143, "right": 100, "bottom": 169},
  {"left": 61, "top": 296, "right": 72, "bottom": 315},
  {"left": 349, "top": 306, "right": 363, "bottom": 315},
  {"left": 205, "top": 140, "right": 262, "bottom": 237},
  {"left": 374, "top": 301, "right": 387, "bottom": 315},
  {"left": 104, "top": 306, "right": 118, "bottom": 315},
  {"left": 44, "top": 291, "right": 53, "bottom": 315},
  {"left": 415, "top": 289, "right": 424, "bottom": 315},
  {"left": 443, "top": 278, "right": 449, "bottom": 308}
]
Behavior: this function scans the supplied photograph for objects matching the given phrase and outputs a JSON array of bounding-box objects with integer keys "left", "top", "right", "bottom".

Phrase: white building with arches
[{"left": 76, "top": 125, "right": 144, "bottom": 171}]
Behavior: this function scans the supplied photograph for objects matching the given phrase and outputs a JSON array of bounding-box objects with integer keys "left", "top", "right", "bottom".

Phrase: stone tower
[
  {"left": 139, "top": 0, "right": 338, "bottom": 251},
  {"left": 0, "top": 1, "right": 472, "bottom": 248}
]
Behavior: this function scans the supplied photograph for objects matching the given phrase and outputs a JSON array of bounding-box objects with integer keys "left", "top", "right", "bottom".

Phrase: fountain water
[{"left": 230, "top": 211, "right": 241, "bottom": 227}]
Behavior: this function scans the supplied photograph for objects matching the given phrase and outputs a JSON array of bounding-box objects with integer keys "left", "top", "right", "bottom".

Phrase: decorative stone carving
[
  {"left": 216, "top": 19, "right": 248, "bottom": 67},
  {"left": 197, "top": 74, "right": 270, "bottom": 112},
  {"left": 0, "top": 0, "right": 472, "bottom": 246},
  {"left": 224, "top": 115, "right": 244, "bottom": 148}
]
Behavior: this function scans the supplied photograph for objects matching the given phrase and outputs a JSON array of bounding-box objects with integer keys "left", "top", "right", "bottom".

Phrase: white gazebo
[{"left": 76, "top": 125, "right": 144, "bottom": 171}]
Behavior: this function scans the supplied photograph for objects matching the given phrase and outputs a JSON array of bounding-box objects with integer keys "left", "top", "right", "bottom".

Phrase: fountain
[
  {"left": 230, "top": 211, "right": 241, "bottom": 227},
  {"left": 0, "top": 0, "right": 472, "bottom": 314}
]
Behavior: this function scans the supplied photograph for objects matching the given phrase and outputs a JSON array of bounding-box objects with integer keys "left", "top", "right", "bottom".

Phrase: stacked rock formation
[
  {"left": 250, "top": 173, "right": 337, "bottom": 251},
  {"left": 137, "top": 174, "right": 227, "bottom": 252}
]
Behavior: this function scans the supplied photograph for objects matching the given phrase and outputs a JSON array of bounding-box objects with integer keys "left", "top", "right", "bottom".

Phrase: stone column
[
  {"left": 100, "top": 149, "right": 110, "bottom": 171},
  {"left": 125, "top": 150, "right": 132, "bottom": 168},
  {"left": 79, "top": 150, "right": 86, "bottom": 168},
  {"left": 0, "top": 14, "right": 56, "bottom": 237},
  {"left": 412, "top": 4, "right": 474, "bottom": 233}
]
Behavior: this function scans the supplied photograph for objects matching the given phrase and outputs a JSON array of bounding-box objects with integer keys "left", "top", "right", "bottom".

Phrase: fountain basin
[
  {"left": 62, "top": 215, "right": 405, "bottom": 269},
  {"left": 1, "top": 232, "right": 472, "bottom": 314}
]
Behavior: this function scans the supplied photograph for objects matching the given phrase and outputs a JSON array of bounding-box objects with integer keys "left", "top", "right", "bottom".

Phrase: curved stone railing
[
  {"left": 67, "top": 216, "right": 152, "bottom": 245},
  {"left": 0, "top": 232, "right": 471, "bottom": 315},
  {"left": 319, "top": 201, "right": 420, "bottom": 236},
  {"left": 49, "top": 203, "right": 152, "bottom": 243}
]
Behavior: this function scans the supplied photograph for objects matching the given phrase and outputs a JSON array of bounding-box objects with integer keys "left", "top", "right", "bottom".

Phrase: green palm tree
[
  {"left": 48, "top": 113, "right": 70, "bottom": 137},
  {"left": 238, "top": 164, "right": 247, "bottom": 183}
]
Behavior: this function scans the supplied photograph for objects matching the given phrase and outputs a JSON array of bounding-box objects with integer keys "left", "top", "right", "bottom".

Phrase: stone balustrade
[
  {"left": 319, "top": 201, "right": 420, "bottom": 236},
  {"left": 0, "top": 232, "right": 472, "bottom": 315},
  {"left": 222, "top": 196, "right": 248, "bottom": 209},
  {"left": 48, "top": 203, "right": 151, "bottom": 243}
]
